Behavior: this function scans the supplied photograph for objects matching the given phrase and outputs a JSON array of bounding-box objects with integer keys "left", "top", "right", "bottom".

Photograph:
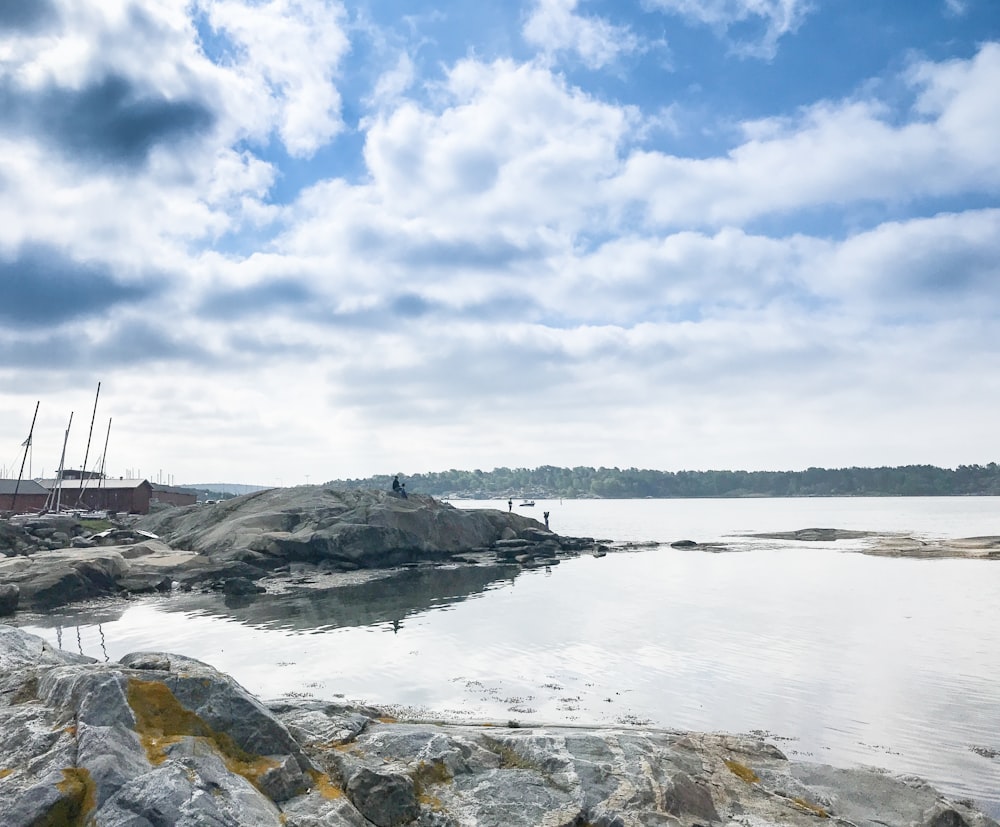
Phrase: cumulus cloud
[
  {"left": 611, "top": 43, "right": 1000, "bottom": 228},
  {"left": 522, "top": 0, "right": 643, "bottom": 69},
  {"left": 357, "top": 59, "right": 630, "bottom": 231},
  {"left": 811, "top": 209, "right": 1000, "bottom": 316},
  {"left": 201, "top": 0, "right": 350, "bottom": 156}
]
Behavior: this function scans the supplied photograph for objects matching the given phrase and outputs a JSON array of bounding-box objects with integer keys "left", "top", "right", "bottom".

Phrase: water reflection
[
  {"left": 49, "top": 622, "right": 110, "bottom": 662},
  {"left": 160, "top": 563, "right": 522, "bottom": 633},
  {"left": 11, "top": 501, "right": 1000, "bottom": 818}
]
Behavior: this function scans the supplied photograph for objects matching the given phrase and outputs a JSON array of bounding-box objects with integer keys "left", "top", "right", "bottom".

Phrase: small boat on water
[{"left": 519, "top": 500, "right": 535, "bottom": 507}]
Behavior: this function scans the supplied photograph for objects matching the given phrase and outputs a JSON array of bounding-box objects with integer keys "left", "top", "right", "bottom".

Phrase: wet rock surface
[
  {"left": 0, "top": 624, "right": 994, "bottom": 827},
  {"left": 745, "top": 528, "right": 1000, "bottom": 558}
]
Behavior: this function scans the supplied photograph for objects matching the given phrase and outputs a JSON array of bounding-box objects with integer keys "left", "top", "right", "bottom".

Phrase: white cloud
[
  {"left": 645, "top": 0, "right": 814, "bottom": 58},
  {"left": 611, "top": 44, "right": 1000, "bottom": 228},
  {"left": 1, "top": 0, "right": 998, "bottom": 482},
  {"left": 0, "top": 0, "right": 308, "bottom": 281},
  {"left": 282, "top": 58, "right": 633, "bottom": 266},
  {"left": 811, "top": 208, "right": 1000, "bottom": 315},
  {"left": 522, "top": 0, "right": 643, "bottom": 69},
  {"left": 201, "top": 0, "right": 350, "bottom": 157},
  {"left": 367, "top": 52, "right": 417, "bottom": 109}
]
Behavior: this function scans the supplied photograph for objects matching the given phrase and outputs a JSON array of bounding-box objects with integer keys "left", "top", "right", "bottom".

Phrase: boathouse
[
  {"left": 0, "top": 479, "right": 49, "bottom": 513},
  {"left": 36, "top": 478, "right": 153, "bottom": 514}
]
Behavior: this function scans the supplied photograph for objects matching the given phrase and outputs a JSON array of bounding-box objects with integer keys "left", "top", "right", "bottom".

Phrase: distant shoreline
[{"left": 321, "top": 463, "right": 1000, "bottom": 501}]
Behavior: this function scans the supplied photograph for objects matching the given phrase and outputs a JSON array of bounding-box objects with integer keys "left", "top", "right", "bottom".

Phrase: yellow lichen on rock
[
  {"left": 39, "top": 767, "right": 97, "bottom": 827},
  {"left": 126, "top": 678, "right": 277, "bottom": 790},
  {"left": 412, "top": 759, "right": 453, "bottom": 809},
  {"left": 724, "top": 759, "right": 760, "bottom": 784},
  {"left": 792, "top": 796, "right": 830, "bottom": 818},
  {"left": 307, "top": 769, "right": 344, "bottom": 799}
]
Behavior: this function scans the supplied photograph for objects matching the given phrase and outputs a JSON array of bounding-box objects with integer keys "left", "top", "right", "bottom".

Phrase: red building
[
  {"left": 0, "top": 479, "right": 50, "bottom": 514},
  {"left": 37, "top": 478, "right": 154, "bottom": 515},
  {"left": 150, "top": 483, "right": 198, "bottom": 508}
]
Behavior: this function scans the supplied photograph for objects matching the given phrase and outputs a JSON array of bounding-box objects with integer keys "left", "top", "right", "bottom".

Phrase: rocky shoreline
[
  {"left": 0, "top": 623, "right": 995, "bottom": 827},
  {"left": 2, "top": 489, "right": 999, "bottom": 824},
  {"left": 3, "top": 487, "right": 997, "bottom": 618},
  {"left": 0, "top": 487, "right": 599, "bottom": 615}
]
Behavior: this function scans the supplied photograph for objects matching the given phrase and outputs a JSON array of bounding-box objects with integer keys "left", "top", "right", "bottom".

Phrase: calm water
[{"left": 14, "top": 497, "right": 1000, "bottom": 815}]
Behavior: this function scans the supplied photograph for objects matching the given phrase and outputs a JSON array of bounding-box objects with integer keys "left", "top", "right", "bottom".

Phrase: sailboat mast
[
  {"left": 50, "top": 412, "right": 73, "bottom": 514},
  {"left": 76, "top": 382, "right": 101, "bottom": 507},
  {"left": 10, "top": 401, "right": 39, "bottom": 511},
  {"left": 97, "top": 418, "right": 112, "bottom": 493}
]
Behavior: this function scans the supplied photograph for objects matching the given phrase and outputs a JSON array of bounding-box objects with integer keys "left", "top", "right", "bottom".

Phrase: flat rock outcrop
[
  {"left": 136, "top": 487, "right": 575, "bottom": 569},
  {"left": 0, "top": 625, "right": 994, "bottom": 827},
  {"left": 745, "top": 529, "right": 1000, "bottom": 559}
]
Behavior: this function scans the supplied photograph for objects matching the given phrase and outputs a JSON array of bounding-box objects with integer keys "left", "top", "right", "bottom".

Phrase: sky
[{"left": 1, "top": 0, "right": 999, "bottom": 487}]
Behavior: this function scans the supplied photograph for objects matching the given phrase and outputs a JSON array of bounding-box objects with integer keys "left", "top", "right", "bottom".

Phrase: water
[{"left": 13, "top": 497, "right": 1000, "bottom": 815}]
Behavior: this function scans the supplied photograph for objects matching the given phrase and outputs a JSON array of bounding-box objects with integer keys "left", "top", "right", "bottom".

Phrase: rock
[
  {"left": 345, "top": 767, "right": 419, "bottom": 827},
  {"left": 748, "top": 527, "right": 871, "bottom": 542},
  {"left": 269, "top": 698, "right": 375, "bottom": 746},
  {"left": 136, "top": 488, "right": 566, "bottom": 572},
  {"left": 518, "top": 527, "right": 555, "bottom": 542},
  {"left": 222, "top": 576, "right": 265, "bottom": 595},
  {"left": 0, "top": 625, "right": 996, "bottom": 827},
  {"left": 664, "top": 771, "right": 719, "bottom": 821},
  {"left": 0, "top": 549, "right": 128, "bottom": 609},
  {"left": 1, "top": 490, "right": 597, "bottom": 613},
  {"left": 257, "top": 753, "right": 309, "bottom": 802},
  {"left": 0, "top": 583, "right": 18, "bottom": 615},
  {"left": 116, "top": 573, "right": 173, "bottom": 594}
]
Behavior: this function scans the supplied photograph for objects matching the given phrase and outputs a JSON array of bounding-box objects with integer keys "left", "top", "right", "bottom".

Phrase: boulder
[
  {"left": 0, "top": 583, "right": 18, "bottom": 615},
  {"left": 345, "top": 767, "right": 419, "bottom": 827},
  {"left": 0, "top": 627, "right": 315, "bottom": 827},
  {"left": 116, "top": 573, "right": 173, "bottom": 595},
  {"left": 222, "top": 576, "right": 265, "bottom": 595},
  {"left": 0, "top": 548, "right": 128, "bottom": 610}
]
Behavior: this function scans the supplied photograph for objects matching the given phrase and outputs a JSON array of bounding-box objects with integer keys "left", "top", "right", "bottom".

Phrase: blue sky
[{"left": 1, "top": 0, "right": 998, "bottom": 486}]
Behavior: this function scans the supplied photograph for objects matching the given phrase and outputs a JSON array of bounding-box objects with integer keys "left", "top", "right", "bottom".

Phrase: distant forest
[{"left": 329, "top": 464, "right": 1000, "bottom": 499}]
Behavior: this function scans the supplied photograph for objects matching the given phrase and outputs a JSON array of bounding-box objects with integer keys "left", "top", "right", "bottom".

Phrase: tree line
[{"left": 327, "top": 463, "right": 1000, "bottom": 499}]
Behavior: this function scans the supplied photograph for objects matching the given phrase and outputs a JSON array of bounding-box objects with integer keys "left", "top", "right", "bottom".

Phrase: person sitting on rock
[
  {"left": 392, "top": 475, "right": 401, "bottom": 493},
  {"left": 400, "top": 482, "right": 408, "bottom": 499}
]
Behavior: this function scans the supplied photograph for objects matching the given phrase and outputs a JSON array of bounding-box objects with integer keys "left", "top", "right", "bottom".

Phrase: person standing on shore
[{"left": 508, "top": 499, "right": 513, "bottom": 512}]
